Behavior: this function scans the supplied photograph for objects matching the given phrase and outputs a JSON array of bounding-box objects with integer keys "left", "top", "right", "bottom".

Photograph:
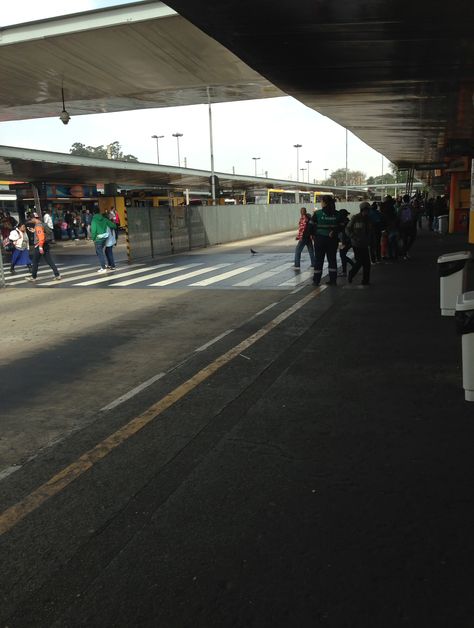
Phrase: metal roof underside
[
  {"left": 0, "top": 145, "right": 329, "bottom": 192},
  {"left": 161, "top": 0, "right": 474, "bottom": 169},
  {"left": 0, "top": 0, "right": 472, "bottom": 170},
  {"left": 0, "top": 1, "right": 282, "bottom": 120}
]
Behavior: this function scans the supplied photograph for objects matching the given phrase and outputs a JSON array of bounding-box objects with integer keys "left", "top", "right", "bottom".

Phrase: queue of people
[
  {"left": 1, "top": 207, "right": 121, "bottom": 280},
  {"left": 293, "top": 192, "right": 435, "bottom": 287}
]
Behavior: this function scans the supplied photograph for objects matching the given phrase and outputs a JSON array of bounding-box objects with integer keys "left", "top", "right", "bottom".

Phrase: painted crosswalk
[{"left": 6, "top": 256, "right": 329, "bottom": 291}]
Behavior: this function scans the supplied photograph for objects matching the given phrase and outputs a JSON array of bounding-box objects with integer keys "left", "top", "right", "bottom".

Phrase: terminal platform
[{"left": 1, "top": 230, "right": 474, "bottom": 627}]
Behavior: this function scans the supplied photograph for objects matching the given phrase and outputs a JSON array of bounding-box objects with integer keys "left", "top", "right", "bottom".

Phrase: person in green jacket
[{"left": 91, "top": 209, "right": 117, "bottom": 273}]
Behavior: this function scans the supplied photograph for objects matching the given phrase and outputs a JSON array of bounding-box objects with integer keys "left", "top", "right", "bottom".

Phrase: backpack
[
  {"left": 400, "top": 205, "right": 413, "bottom": 224},
  {"left": 2, "top": 235, "right": 14, "bottom": 252},
  {"left": 43, "top": 222, "right": 54, "bottom": 242}
]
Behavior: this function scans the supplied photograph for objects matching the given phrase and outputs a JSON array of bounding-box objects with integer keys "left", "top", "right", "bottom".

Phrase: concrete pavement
[{"left": 1, "top": 229, "right": 474, "bottom": 627}]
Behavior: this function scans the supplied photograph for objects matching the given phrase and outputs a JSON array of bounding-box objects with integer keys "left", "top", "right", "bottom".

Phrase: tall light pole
[
  {"left": 252, "top": 157, "right": 260, "bottom": 176},
  {"left": 207, "top": 87, "right": 216, "bottom": 204},
  {"left": 323, "top": 168, "right": 329, "bottom": 182},
  {"left": 381, "top": 154, "right": 385, "bottom": 200},
  {"left": 345, "top": 129, "right": 349, "bottom": 201},
  {"left": 172, "top": 132, "right": 183, "bottom": 166},
  {"left": 293, "top": 144, "right": 302, "bottom": 181},
  {"left": 305, "top": 160, "right": 312, "bottom": 183},
  {"left": 151, "top": 134, "right": 164, "bottom": 164}
]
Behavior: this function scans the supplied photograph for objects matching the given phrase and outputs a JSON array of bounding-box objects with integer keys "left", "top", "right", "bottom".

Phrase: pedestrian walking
[
  {"left": 9, "top": 223, "right": 32, "bottom": 274},
  {"left": 398, "top": 194, "right": 417, "bottom": 259},
  {"left": 293, "top": 207, "right": 315, "bottom": 269},
  {"left": 91, "top": 209, "right": 117, "bottom": 273},
  {"left": 368, "top": 202, "right": 384, "bottom": 264},
  {"left": 346, "top": 202, "right": 373, "bottom": 285},
  {"left": 25, "top": 216, "right": 61, "bottom": 282},
  {"left": 337, "top": 208, "right": 354, "bottom": 277},
  {"left": 312, "top": 195, "right": 341, "bottom": 286}
]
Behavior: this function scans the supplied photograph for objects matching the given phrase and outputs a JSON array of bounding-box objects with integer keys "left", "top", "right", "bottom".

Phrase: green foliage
[
  {"left": 322, "top": 168, "right": 367, "bottom": 186},
  {"left": 69, "top": 141, "right": 138, "bottom": 162}
]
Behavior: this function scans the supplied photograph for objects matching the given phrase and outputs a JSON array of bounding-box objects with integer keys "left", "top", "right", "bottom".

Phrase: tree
[
  {"left": 69, "top": 141, "right": 138, "bottom": 162},
  {"left": 388, "top": 161, "right": 408, "bottom": 183},
  {"left": 322, "top": 168, "right": 367, "bottom": 186}
]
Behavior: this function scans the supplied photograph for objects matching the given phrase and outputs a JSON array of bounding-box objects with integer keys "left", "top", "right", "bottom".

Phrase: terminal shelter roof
[
  {"left": 163, "top": 0, "right": 474, "bottom": 169},
  {"left": 0, "top": 0, "right": 472, "bottom": 170}
]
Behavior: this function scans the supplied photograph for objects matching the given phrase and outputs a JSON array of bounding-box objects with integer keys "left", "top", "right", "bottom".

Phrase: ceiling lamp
[{"left": 59, "top": 87, "right": 70, "bottom": 125}]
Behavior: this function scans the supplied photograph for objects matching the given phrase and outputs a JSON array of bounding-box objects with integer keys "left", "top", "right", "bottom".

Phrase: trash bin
[
  {"left": 438, "top": 214, "right": 449, "bottom": 235},
  {"left": 455, "top": 291, "right": 474, "bottom": 402},
  {"left": 437, "top": 250, "right": 472, "bottom": 316}
]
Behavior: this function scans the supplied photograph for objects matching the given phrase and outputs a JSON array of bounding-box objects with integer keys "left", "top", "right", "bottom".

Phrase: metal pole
[
  {"left": 345, "top": 129, "right": 348, "bottom": 201},
  {"left": 172, "top": 133, "right": 183, "bottom": 167},
  {"left": 207, "top": 87, "right": 216, "bottom": 204},
  {"left": 151, "top": 135, "right": 163, "bottom": 164},
  {"left": 294, "top": 144, "right": 302, "bottom": 181},
  {"left": 0, "top": 245, "right": 5, "bottom": 288}
]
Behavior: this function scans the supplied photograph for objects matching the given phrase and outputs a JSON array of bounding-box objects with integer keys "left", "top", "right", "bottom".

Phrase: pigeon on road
[{"left": 250, "top": 248, "right": 257, "bottom": 255}]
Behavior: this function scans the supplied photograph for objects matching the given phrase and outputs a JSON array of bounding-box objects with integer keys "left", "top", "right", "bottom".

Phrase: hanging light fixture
[{"left": 59, "top": 86, "right": 70, "bottom": 125}]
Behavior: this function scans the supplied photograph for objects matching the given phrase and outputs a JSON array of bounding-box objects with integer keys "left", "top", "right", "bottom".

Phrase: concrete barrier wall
[{"left": 127, "top": 201, "right": 363, "bottom": 261}]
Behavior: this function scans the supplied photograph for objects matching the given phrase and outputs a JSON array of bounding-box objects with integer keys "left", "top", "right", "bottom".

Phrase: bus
[{"left": 245, "top": 188, "right": 334, "bottom": 205}]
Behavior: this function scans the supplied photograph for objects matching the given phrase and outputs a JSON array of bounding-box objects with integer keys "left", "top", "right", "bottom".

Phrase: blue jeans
[
  {"left": 95, "top": 240, "right": 107, "bottom": 268},
  {"left": 294, "top": 238, "right": 315, "bottom": 267},
  {"left": 105, "top": 246, "right": 116, "bottom": 268}
]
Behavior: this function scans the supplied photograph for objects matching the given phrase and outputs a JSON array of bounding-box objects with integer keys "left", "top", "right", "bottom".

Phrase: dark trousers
[
  {"left": 400, "top": 224, "right": 417, "bottom": 256},
  {"left": 31, "top": 243, "right": 60, "bottom": 278},
  {"left": 313, "top": 235, "right": 338, "bottom": 285},
  {"left": 369, "top": 225, "right": 382, "bottom": 263},
  {"left": 339, "top": 245, "right": 354, "bottom": 273},
  {"left": 350, "top": 246, "right": 371, "bottom": 283}
]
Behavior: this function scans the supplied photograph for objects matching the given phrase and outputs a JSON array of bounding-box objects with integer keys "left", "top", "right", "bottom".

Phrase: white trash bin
[
  {"left": 438, "top": 214, "right": 449, "bottom": 235},
  {"left": 455, "top": 292, "right": 474, "bottom": 402},
  {"left": 437, "top": 251, "right": 472, "bottom": 316}
]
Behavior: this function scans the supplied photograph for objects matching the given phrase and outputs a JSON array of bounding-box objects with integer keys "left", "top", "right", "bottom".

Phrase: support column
[{"left": 470, "top": 159, "right": 474, "bottom": 244}]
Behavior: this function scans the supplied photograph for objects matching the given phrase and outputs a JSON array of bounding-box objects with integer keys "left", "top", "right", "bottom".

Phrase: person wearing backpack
[
  {"left": 24, "top": 216, "right": 61, "bottom": 282},
  {"left": 398, "top": 194, "right": 416, "bottom": 259},
  {"left": 9, "top": 223, "right": 32, "bottom": 274},
  {"left": 293, "top": 207, "right": 315, "bottom": 269}
]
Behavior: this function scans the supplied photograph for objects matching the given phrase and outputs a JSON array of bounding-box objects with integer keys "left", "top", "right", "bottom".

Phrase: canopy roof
[
  {"left": 0, "top": 1, "right": 282, "bottom": 121},
  {"left": 1, "top": 0, "right": 472, "bottom": 169}
]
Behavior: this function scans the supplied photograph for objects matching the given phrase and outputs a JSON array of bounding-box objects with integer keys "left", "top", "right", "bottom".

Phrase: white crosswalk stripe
[
  {"left": 8, "top": 256, "right": 328, "bottom": 290},
  {"left": 5, "top": 263, "right": 88, "bottom": 284},
  {"left": 69, "top": 264, "right": 148, "bottom": 286},
  {"left": 112, "top": 263, "right": 202, "bottom": 287},
  {"left": 190, "top": 263, "right": 265, "bottom": 287},
  {"left": 233, "top": 262, "right": 293, "bottom": 287},
  {"left": 149, "top": 264, "right": 231, "bottom": 286}
]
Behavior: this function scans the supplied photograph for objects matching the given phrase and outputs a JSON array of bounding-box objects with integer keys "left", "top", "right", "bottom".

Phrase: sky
[{"left": 0, "top": 0, "right": 388, "bottom": 183}]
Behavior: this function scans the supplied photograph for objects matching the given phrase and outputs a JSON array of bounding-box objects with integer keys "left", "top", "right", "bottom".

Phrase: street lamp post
[
  {"left": 151, "top": 134, "right": 164, "bottom": 164},
  {"left": 252, "top": 157, "right": 260, "bottom": 176},
  {"left": 293, "top": 144, "right": 302, "bottom": 181},
  {"left": 305, "top": 160, "right": 312, "bottom": 183},
  {"left": 172, "top": 132, "right": 183, "bottom": 166},
  {"left": 323, "top": 168, "right": 329, "bottom": 182}
]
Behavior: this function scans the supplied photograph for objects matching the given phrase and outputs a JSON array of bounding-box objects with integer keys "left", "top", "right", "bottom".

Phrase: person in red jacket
[
  {"left": 25, "top": 216, "right": 61, "bottom": 282},
  {"left": 293, "top": 207, "right": 315, "bottom": 269}
]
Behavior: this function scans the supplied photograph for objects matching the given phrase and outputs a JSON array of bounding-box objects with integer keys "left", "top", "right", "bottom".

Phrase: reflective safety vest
[{"left": 313, "top": 209, "right": 340, "bottom": 237}]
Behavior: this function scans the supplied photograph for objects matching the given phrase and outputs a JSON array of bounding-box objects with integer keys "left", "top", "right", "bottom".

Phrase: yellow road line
[{"left": 0, "top": 287, "right": 325, "bottom": 536}]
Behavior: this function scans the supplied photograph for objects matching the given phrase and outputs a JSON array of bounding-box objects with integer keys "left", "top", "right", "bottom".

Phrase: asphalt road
[{"left": 2, "top": 229, "right": 474, "bottom": 627}]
